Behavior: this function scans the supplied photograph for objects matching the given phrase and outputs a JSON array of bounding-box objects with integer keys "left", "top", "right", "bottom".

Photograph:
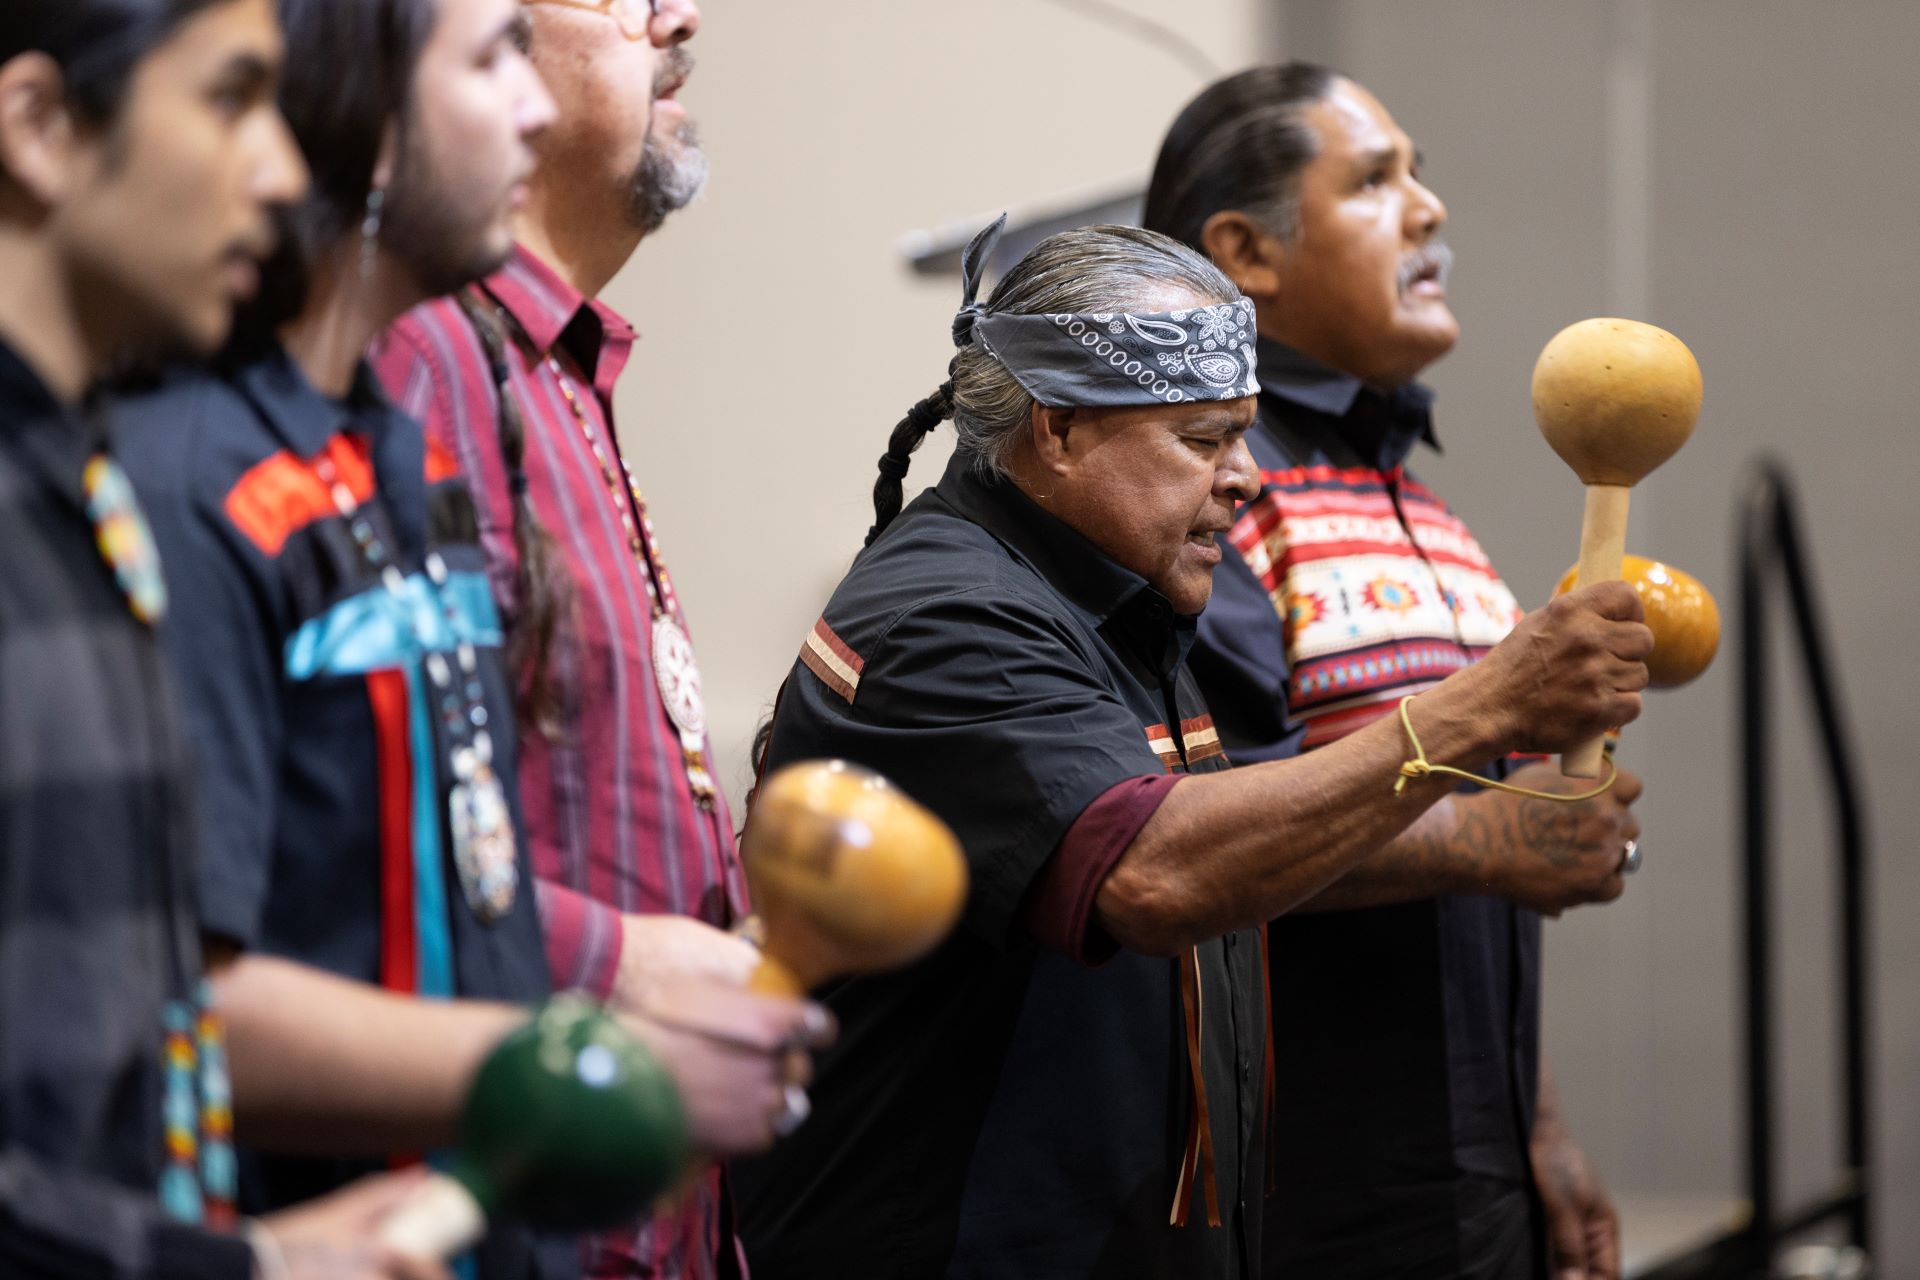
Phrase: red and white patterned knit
[{"left": 1227, "top": 462, "right": 1525, "bottom": 748}]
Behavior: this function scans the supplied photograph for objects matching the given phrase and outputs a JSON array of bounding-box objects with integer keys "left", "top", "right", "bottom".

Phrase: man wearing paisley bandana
[
  {"left": 1146, "top": 64, "right": 1636, "bottom": 1280},
  {"left": 734, "top": 219, "right": 1653, "bottom": 1280},
  {"left": 0, "top": 2, "right": 454, "bottom": 1278}
]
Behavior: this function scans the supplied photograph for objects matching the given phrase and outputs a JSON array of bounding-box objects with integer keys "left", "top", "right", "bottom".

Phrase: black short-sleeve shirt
[
  {"left": 113, "top": 351, "right": 567, "bottom": 1280},
  {"left": 735, "top": 456, "right": 1267, "bottom": 1280}
]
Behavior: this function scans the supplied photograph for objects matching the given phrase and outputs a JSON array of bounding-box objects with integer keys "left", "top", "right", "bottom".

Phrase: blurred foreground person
[{"left": 0, "top": 1, "right": 448, "bottom": 1276}]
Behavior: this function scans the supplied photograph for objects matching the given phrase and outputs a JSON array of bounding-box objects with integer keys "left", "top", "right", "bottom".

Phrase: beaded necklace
[
  {"left": 313, "top": 449, "right": 519, "bottom": 922},
  {"left": 158, "top": 982, "right": 236, "bottom": 1228},
  {"left": 538, "top": 351, "right": 718, "bottom": 810},
  {"left": 81, "top": 449, "right": 243, "bottom": 1227},
  {"left": 459, "top": 287, "right": 720, "bottom": 811}
]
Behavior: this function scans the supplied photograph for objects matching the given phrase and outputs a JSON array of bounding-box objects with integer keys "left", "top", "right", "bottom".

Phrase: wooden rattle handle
[
  {"left": 1564, "top": 483, "right": 1630, "bottom": 778},
  {"left": 744, "top": 918, "right": 839, "bottom": 998},
  {"left": 378, "top": 1172, "right": 486, "bottom": 1261}
]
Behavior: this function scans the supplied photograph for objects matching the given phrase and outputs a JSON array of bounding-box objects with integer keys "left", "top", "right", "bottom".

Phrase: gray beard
[{"left": 629, "top": 121, "right": 708, "bottom": 237}]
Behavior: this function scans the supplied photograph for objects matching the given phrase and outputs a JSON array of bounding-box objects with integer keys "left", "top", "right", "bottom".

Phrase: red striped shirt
[{"left": 373, "top": 246, "right": 750, "bottom": 1280}]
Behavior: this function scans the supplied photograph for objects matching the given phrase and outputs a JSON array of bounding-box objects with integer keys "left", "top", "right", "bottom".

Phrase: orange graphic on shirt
[
  {"left": 1363, "top": 577, "right": 1419, "bottom": 613},
  {"left": 1285, "top": 590, "right": 1326, "bottom": 635}
]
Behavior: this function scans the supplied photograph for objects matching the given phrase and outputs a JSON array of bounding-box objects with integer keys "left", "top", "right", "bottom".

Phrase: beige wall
[
  {"left": 607, "top": 0, "right": 1263, "bottom": 788},
  {"left": 604, "top": 0, "right": 1919, "bottom": 1270}
]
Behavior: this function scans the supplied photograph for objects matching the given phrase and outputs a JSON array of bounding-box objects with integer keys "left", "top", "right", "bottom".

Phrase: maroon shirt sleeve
[
  {"left": 533, "top": 880, "right": 626, "bottom": 1000},
  {"left": 1023, "top": 774, "right": 1183, "bottom": 966}
]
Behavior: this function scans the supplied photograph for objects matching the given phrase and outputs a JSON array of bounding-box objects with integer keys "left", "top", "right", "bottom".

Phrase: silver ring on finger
[
  {"left": 773, "top": 1083, "right": 811, "bottom": 1138},
  {"left": 1620, "top": 838, "right": 1642, "bottom": 875}
]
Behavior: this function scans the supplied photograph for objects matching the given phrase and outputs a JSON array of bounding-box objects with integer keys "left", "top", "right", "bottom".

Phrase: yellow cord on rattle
[{"left": 1393, "top": 695, "right": 1616, "bottom": 801}]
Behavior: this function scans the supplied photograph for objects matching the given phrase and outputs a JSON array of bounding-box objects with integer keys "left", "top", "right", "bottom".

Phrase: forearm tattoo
[
  {"left": 1296, "top": 797, "right": 1480, "bottom": 911},
  {"left": 1299, "top": 782, "right": 1600, "bottom": 912}
]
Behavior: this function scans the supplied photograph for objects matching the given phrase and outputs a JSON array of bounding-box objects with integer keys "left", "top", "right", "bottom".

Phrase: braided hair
[
  {"left": 457, "top": 289, "right": 573, "bottom": 739},
  {"left": 864, "top": 224, "right": 1241, "bottom": 546},
  {"left": 865, "top": 378, "right": 955, "bottom": 548}
]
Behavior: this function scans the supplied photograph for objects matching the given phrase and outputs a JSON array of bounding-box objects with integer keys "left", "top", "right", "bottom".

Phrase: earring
[{"left": 360, "top": 188, "right": 386, "bottom": 278}]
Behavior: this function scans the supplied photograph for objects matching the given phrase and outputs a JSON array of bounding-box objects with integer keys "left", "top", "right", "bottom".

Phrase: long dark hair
[
  {"left": 231, "top": 0, "right": 437, "bottom": 339},
  {"left": 229, "top": 0, "right": 570, "bottom": 733},
  {"left": 1141, "top": 62, "right": 1337, "bottom": 254},
  {"left": 457, "top": 291, "right": 571, "bottom": 738},
  {"left": 0, "top": 0, "right": 226, "bottom": 132}
]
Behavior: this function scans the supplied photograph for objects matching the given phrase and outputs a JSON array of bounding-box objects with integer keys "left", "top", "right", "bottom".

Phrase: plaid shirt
[
  {"left": 374, "top": 246, "right": 750, "bottom": 1280},
  {"left": 0, "top": 340, "right": 252, "bottom": 1279}
]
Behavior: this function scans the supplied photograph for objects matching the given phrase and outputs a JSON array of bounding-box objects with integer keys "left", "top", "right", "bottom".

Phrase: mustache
[
  {"left": 654, "top": 46, "right": 694, "bottom": 98},
  {"left": 1398, "top": 239, "right": 1454, "bottom": 294}
]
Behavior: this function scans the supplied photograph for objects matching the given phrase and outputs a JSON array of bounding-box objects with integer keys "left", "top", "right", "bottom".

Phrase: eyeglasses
[{"left": 524, "top": 0, "right": 658, "bottom": 42}]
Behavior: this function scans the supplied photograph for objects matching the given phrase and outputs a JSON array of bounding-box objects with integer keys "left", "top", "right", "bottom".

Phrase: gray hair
[
  {"left": 955, "top": 224, "right": 1241, "bottom": 478},
  {"left": 866, "top": 224, "right": 1241, "bottom": 546}
]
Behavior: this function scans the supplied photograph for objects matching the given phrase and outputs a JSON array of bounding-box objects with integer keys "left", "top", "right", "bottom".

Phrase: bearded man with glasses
[{"left": 372, "top": 3, "right": 770, "bottom": 1278}]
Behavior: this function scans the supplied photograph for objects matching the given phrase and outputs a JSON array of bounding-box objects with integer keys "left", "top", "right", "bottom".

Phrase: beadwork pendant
[
  {"left": 449, "top": 750, "right": 518, "bottom": 923},
  {"left": 652, "top": 614, "right": 706, "bottom": 738},
  {"left": 84, "top": 455, "right": 168, "bottom": 624},
  {"left": 158, "top": 983, "right": 235, "bottom": 1227},
  {"left": 653, "top": 614, "right": 718, "bottom": 809}
]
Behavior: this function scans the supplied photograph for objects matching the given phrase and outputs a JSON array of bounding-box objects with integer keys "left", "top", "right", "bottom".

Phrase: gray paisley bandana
[{"left": 952, "top": 214, "right": 1261, "bottom": 409}]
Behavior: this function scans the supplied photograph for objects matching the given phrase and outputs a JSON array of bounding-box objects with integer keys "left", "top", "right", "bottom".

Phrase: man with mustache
[
  {"left": 372, "top": 2, "right": 767, "bottom": 1277},
  {"left": 1144, "top": 65, "right": 1630, "bottom": 1280}
]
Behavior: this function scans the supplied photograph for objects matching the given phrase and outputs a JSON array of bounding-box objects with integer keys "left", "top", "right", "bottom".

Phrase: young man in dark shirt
[
  {"left": 0, "top": 2, "right": 445, "bottom": 1277},
  {"left": 113, "top": 2, "right": 827, "bottom": 1275}
]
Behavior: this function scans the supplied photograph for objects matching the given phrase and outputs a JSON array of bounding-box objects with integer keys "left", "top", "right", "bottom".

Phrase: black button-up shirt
[
  {"left": 736, "top": 456, "right": 1267, "bottom": 1279},
  {"left": 113, "top": 351, "right": 569, "bottom": 1280},
  {"left": 1194, "top": 340, "right": 1543, "bottom": 1280},
  {"left": 0, "top": 341, "right": 253, "bottom": 1278}
]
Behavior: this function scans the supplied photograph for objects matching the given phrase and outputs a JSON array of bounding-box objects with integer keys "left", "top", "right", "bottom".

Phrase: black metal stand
[{"left": 1638, "top": 459, "right": 1872, "bottom": 1279}]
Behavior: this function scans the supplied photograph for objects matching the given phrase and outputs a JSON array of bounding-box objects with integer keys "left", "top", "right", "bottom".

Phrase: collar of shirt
[
  {"left": 480, "top": 244, "right": 636, "bottom": 404},
  {"left": 0, "top": 337, "right": 66, "bottom": 425},
  {"left": 234, "top": 344, "right": 403, "bottom": 458},
  {"left": 0, "top": 337, "right": 103, "bottom": 511},
  {"left": 1255, "top": 335, "right": 1440, "bottom": 472},
  {"left": 929, "top": 452, "right": 1197, "bottom": 678}
]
